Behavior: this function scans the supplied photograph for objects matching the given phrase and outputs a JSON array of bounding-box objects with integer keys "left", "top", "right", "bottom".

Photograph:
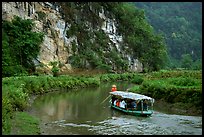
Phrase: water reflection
[
  {"left": 29, "top": 82, "right": 202, "bottom": 135},
  {"left": 31, "top": 82, "right": 133, "bottom": 124}
]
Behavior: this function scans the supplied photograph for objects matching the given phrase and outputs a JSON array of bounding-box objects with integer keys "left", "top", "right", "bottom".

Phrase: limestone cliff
[{"left": 2, "top": 2, "right": 143, "bottom": 73}]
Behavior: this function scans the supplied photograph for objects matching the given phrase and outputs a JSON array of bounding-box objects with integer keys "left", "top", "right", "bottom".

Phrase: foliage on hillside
[
  {"left": 57, "top": 2, "right": 168, "bottom": 72},
  {"left": 135, "top": 2, "right": 202, "bottom": 69},
  {"left": 2, "top": 16, "right": 44, "bottom": 77},
  {"left": 2, "top": 3, "right": 168, "bottom": 77},
  {"left": 129, "top": 70, "right": 202, "bottom": 114}
]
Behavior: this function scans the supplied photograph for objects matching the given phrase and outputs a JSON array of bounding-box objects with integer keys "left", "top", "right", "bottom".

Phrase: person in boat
[
  {"left": 112, "top": 95, "right": 117, "bottom": 105},
  {"left": 116, "top": 99, "right": 120, "bottom": 107},
  {"left": 114, "top": 99, "right": 117, "bottom": 106},
  {"left": 143, "top": 99, "right": 148, "bottom": 111},
  {"left": 111, "top": 85, "right": 117, "bottom": 104},
  {"left": 126, "top": 99, "right": 131, "bottom": 109},
  {"left": 111, "top": 85, "right": 117, "bottom": 92},
  {"left": 130, "top": 100, "right": 137, "bottom": 110},
  {"left": 120, "top": 99, "right": 127, "bottom": 109},
  {"left": 136, "top": 101, "right": 141, "bottom": 111}
]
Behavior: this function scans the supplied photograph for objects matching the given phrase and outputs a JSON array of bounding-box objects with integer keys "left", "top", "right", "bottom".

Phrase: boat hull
[{"left": 111, "top": 105, "right": 153, "bottom": 117}]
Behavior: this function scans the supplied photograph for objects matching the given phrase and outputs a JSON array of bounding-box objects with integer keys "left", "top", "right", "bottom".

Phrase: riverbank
[
  {"left": 2, "top": 70, "right": 202, "bottom": 134},
  {"left": 10, "top": 111, "right": 40, "bottom": 135},
  {"left": 154, "top": 99, "right": 202, "bottom": 116},
  {"left": 24, "top": 81, "right": 202, "bottom": 135},
  {"left": 128, "top": 70, "right": 202, "bottom": 117},
  {"left": 2, "top": 73, "right": 136, "bottom": 134}
]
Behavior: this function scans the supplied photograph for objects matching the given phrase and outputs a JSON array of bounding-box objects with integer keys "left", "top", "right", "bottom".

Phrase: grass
[
  {"left": 2, "top": 69, "right": 202, "bottom": 134},
  {"left": 128, "top": 70, "right": 202, "bottom": 116},
  {"left": 2, "top": 72, "right": 136, "bottom": 134},
  {"left": 11, "top": 112, "right": 40, "bottom": 135}
]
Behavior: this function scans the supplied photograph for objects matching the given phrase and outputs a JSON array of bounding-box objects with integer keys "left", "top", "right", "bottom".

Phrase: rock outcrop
[{"left": 2, "top": 2, "right": 143, "bottom": 73}]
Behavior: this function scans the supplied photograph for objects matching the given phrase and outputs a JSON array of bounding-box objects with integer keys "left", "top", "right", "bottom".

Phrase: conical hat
[{"left": 112, "top": 84, "right": 116, "bottom": 87}]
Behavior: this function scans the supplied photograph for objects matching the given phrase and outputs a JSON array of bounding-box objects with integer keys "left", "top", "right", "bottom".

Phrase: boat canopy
[{"left": 110, "top": 91, "right": 155, "bottom": 103}]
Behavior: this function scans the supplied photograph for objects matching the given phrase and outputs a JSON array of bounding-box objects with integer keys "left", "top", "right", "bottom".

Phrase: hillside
[
  {"left": 135, "top": 2, "right": 202, "bottom": 69},
  {"left": 2, "top": 2, "right": 167, "bottom": 77}
]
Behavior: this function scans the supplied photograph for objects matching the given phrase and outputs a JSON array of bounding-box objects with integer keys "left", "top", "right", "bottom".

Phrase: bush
[
  {"left": 36, "top": 11, "right": 46, "bottom": 21},
  {"left": 131, "top": 75, "right": 144, "bottom": 84},
  {"left": 2, "top": 93, "right": 13, "bottom": 135},
  {"left": 6, "top": 85, "right": 29, "bottom": 111},
  {"left": 2, "top": 16, "right": 44, "bottom": 77},
  {"left": 96, "top": 64, "right": 112, "bottom": 73},
  {"left": 49, "top": 61, "right": 60, "bottom": 77},
  {"left": 168, "top": 77, "right": 200, "bottom": 87}
]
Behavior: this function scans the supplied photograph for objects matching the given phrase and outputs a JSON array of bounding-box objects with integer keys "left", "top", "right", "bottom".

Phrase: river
[{"left": 28, "top": 81, "right": 202, "bottom": 135}]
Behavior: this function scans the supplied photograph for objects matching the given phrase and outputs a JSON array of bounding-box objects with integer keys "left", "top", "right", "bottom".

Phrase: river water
[{"left": 28, "top": 82, "right": 202, "bottom": 135}]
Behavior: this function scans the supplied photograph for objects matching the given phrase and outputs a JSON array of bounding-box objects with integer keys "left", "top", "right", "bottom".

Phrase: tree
[
  {"left": 181, "top": 54, "right": 193, "bottom": 69},
  {"left": 57, "top": 2, "right": 168, "bottom": 72},
  {"left": 192, "top": 59, "right": 202, "bottom": 70},
  {"left": 49, "top": 61, "right": 60, "bottom": 77},
  {"left": 2, "top": 16, "right": 44, "bottom": 77},
  {"left": 135, "top": 2, "right": 202, "bottom": 69}
]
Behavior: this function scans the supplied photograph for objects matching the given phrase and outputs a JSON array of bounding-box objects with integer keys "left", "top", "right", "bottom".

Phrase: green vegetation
[
  {"left": 36, "top": 11, "right": 46, "bottom": 21},
  {"left": 49, "top": 61, "right": 60, "bottom": 77},
  {"left": 3, "top": 3, "right": 200, "bottom": 75},
  {"left": 181, "top": 54, "right": 193, "bottom": 69},
  {"left": 2, "top": 2, "right": 202, "bottom": 135},
  {"left": 11, "top": 112, "right": 40, "bottom": 135},
  {"left": 100, "top": 73, "right": 136, "bottom": 82},
  {"left": 57, "top": 2, "right": 167, "bottom": 72},
  {"left": 2, "top": 70, "right": 202, "bottom": 134},
  {"left": 128, "top": 70, "right": 202, "bottom": 113},
  {"left": 2, "top": 16, "right": 44, "bottom": 77},
  {"left": 2, "top": 72, "right": 137, "bottom": 134},
  {"left": 135, "top": 2, "right": 202, "bottom": 70},
  {"left": 131, "top": 75, "right": 144, "bottom": 84},
  {"left": 2, "top": 75, "right": 100, "bottom": 134}
]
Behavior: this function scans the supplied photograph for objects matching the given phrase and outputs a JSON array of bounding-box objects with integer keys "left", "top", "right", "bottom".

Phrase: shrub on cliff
[{"left": 2, "top": 16, "right": 44, "bottom": 77}]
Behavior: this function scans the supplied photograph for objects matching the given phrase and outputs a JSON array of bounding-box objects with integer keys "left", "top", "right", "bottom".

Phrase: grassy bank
[
  {"left": 2, "top": 70, "right": 202, "bottom": 134},
  {"left": 2, "top": 75, "right": 98, "bottom": 134},
  {"left": 10, "top": 112, "right": 40, "bottom": 135},
  {"left": 128, "top": 70, "right": 202, "bottom": 115},
  {"left": 2, "top": 73, "right": 136, "bottom": 134}
]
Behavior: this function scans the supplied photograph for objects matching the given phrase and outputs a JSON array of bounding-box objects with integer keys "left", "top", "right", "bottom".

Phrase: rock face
[{"left": 2, "top": 2, "right": 143, "bottom": 73}]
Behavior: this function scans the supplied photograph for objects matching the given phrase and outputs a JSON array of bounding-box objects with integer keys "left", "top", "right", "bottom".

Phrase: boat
[{"left": 109, "top": 91, "right": 155, "bottom": 117}]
